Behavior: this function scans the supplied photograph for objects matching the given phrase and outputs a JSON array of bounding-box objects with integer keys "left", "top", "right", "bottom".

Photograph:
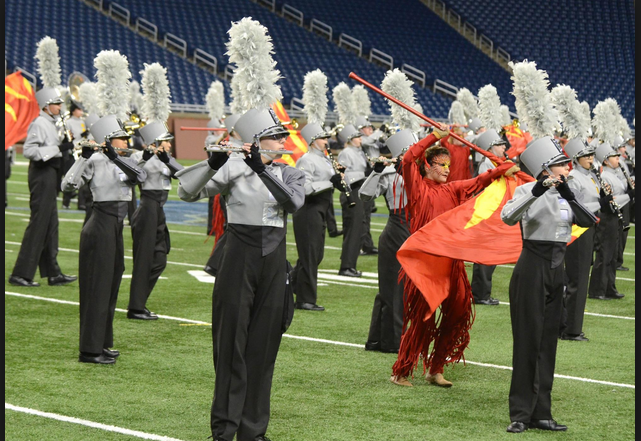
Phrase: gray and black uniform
[
  {"left": 337, "top": 145, "right": 368, "bottom": 269},
  {"left": 614, "top": 163, "right": 632, "bottom": 267},
  {"left": 292, "top": 148, "right": 335, "bottom": 305},
  {"left": 588, "top": 168, "right": 631, "bottom": 299},
  {"left": 62, "top": 115, "right": 86, "bottom": 208},
  {"left": 360, "top": 165, "right": 408, "bottom": 352},
  {"left": 562, "top": 165, "right": 601, "bottom": 335},
  {"left": 471, "top": 157, "right": 498, "bottom": 302},
  {"left": 501, "top": 182, "right": 596, "bottom": 425},
  {"left": 11, "top": 111, "right": 66, "bottom": 281},
  {"left": 359, "top": 132, "right": 383, "bottom": 253},
  {"left": 128, "top": 151, "right": 183, "bottom": 312},
  {"left": 62, "top": 151, "right": 146, "bottom": 355},
  {"left": 177, "top": 156, "right": 304, "bottom": 441}
]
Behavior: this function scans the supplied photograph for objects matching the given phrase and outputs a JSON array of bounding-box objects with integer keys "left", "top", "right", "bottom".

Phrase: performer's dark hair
[{"left": 424, "top": 146, "right": 451, "bottom": 166}]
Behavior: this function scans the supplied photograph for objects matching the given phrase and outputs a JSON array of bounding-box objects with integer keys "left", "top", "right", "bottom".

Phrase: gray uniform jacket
[
  {"left": 501, "top": 182, "right": 597, "bottom": 242},
  {"left": 61, "top": 153, "right": 147, "bottom": 201},
  {"left": 359, "top": 166, "right": 407, "bottom": 210},
  {"left": 361, "top": 130, "right": 383, "bottom": 158},
  {"left": 67, "top": 117, "right": 86, "bottom": 146},
  {"left": 131, "top": 151, "right": 184, "bottom": 191},
  {"left": 602, "top": 168, "right": 631, "bottom": 208},
  {"left": 296, "top": 148, "right": 335, "bottom": 196},
  {"left": 477, "top": 157, "right": 495, "bottom": 175},
  {"left": 23, "top": 111, "right": 63, "bottom": 162},
  {"left": 613, "top": 162, "right": 632, "bottom": 188},
  {"left": 338, "top": 146, "right": 368, "bottom": 186},
  {"left": 568, "top": 165, "right": 601, "bottom": 213}
]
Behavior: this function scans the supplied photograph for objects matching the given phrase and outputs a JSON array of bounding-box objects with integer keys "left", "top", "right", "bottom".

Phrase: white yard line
[
  {"left": 5, "top": 403, "right": 185, "bottom": 441},
  {"left": 5, "top": 291, "right": 635, "bottom": 389}
]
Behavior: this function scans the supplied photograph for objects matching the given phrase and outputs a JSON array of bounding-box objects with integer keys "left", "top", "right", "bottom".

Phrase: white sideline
[
  {"left": 5, "top": 291, "right": 635, "bottom": 389},
  {"left": 5, "top": 403, "right": 185, "bottom": 441}
]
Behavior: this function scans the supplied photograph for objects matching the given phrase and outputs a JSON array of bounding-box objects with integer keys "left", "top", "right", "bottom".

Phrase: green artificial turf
[{"left": 4, "top": 156, "right": 635, "bottom": 440}]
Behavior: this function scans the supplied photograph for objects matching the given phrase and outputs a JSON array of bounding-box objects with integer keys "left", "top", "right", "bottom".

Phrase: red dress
[{"left": 393, "top": 134, "right": 513, "bottom": 377}]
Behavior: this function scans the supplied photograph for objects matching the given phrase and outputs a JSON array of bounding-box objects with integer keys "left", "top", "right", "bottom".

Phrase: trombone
[{"left": 204, "top": 145, "right": 293, "bottom": 155}]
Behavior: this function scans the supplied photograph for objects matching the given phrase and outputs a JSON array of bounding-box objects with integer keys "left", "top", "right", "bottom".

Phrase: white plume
[
  {"left": 550, "top": 85, "right": 591, "bottom": 140},
  {"left": 500, "top": 105, "right": 512, "bottom": 126},
  {"left": 456, "top": 88, "right": 479, "bottom": 119},
  {"left": 229, "top": 75, "right": 244, "bottom": 115},
  {"left": 302, "top": 69, "right": 328, "bottom": 125},
  {"left": 509, "top": 60, "right": 559, "bottom": 139},
  {"left": 225, "top": 17, "right": 282, "bottom": 111},
  {"left": 618, "top": 115, "right": 631, "bottom": 140},
  {"left": 478, "top": 84, "right": 503, "bottom": 131},
  {"left": 448, "top": 101, "right": 467, "bottom": 125},
  {"left": 332, "top": 82, "right": 356, "bottom": 125},
  {"left": 381, "top": 69, "right": 420, "bottom": 131},
  {"left": 352, "top": 85, "right": 371, "bottom": 117},
  {"left": 140, "top": 63, "right": 172, "bottom": 123},
  {"left": 129, "top": 80, "right": 144, "bottom": 113},
  {"left": 94, "top": 50, "right": 132, "bottom": 120},
  {"left": 35, "top": 36, "right": 61, "bottom": 88},
  {"left": 205, "top": 81, "right": 225, "bottom": 121},
  {"left": 592, "top": 98, "right": 621, "bottom": 144},
  {"left": 78, "top": 82, "right": 100, "bottom": 115}
]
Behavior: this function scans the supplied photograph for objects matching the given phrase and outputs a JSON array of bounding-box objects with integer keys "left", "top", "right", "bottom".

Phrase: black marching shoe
[
  {"left": 78, "top": 352, "right": 116, "bottom": 365},
  {"left": 506, "top": 422, "right": 528, "bottom": 433},
  {"left": 8, "top": 275, "right": 40, "bottom": 287},
  {"left": 294, "top": 302, "right": 325, "bottom": 311},
  {"left": 588, "top": 295, "right": 611, "bottom": 300},
  {"left": 127, "top": 308, "right": 159, "bottom": 320},
  {"left": 616, "top": 266, "right": 629, "bottom": 271},
  {"left": 529, "top": 419, "right": 567, "bottom": 431},
  {"left": 48, "top": 273, "right": 77, "bottom": 286},
  {"left": 102, "top": 348, "right": 120, "bottom": 358},
  {"left": 338, "top": 268, "right": 362, "bottom": 277},
  {"left": 254, "top": 437, "right": 271, "bottom": 441},
  {"left": 560, "top": 332, "right": 589, "bottom": 342},
  {"left": 360, "top": 248, "right": 378, "bottom": 256},
  {"left": 475, "top": 297, "right": 500, "bottom": 305},
  {"left": 365, "top": 341, "right": 380, "bottom": 351},
  {"left": 203, "top": 265, "right": 216, "bottom": 277},
  {"left": 606, "top": 291, "right": 625, "bottom": 299},
  {"left": 328, "top": 229, "right": 343, "bottom": 238}
]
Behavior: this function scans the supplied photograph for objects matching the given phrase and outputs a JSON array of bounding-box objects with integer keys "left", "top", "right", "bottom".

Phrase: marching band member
[
  {"left": 62, "top": 114, "right": 147, "bottom": 364},
  {"left": 176, "top": 108, "right": 305, "bottom": 441},
  {"left": 612, "top": 135, "right": 633, "bottom": 271},
  {"left": 360, "top": 129, "right": 414, "bottom": 353}
]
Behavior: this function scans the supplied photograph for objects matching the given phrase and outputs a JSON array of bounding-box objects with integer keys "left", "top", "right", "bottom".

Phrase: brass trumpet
[
  {"left": 280, "top": 119, "right": 299, "bottom": 129},
  {"left": 204, "top": 145, "right": 293, "bottom": 155}
]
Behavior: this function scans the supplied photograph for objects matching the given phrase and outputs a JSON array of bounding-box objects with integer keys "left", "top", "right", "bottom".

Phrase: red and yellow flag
[
  {"left": 504, "top": 124, "right": 533, "bottom": 159},
  {"left": 271, "top": 101, "right": 308, "bottom": 166},
  {"left": 5, "top": 72, "right": 40, "bottom": 150},
  {"left": 396, "top": 174, "right": 588, "bottom": 312}
]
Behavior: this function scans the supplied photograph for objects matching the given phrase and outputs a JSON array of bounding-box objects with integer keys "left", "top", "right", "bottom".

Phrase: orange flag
[
  {"left": 5, "top": 72, "right": 40, "bottom": 150},
  {"left": 504, "top": 124, "right": 533, "bottom": 159},
  {"left": 271, "top": 101, "right": 308, "bottom": 166}
]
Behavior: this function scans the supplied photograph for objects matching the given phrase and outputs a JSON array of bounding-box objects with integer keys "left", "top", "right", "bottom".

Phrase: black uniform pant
[
  {"left": 361, "top": 199, "right": 376, "bottom": 252},
  {"left": 471, "top": 264, "right": 497, "bottom": 301},
  {"left": 326, "top": 190, "right": 339, "bottom": 234},
  {"left": 509, "top": 245, "right": 564, "bottom": 423},
  {"left": 12, "top": 162, "right": 61, "bottom": 280},
  {"left": 292, "top": 192, "right": 331, "bottom": 305},
  {"left": 211, "top": 233, "right": 286, "bottom": 441},
  {"left": 367, "top": 212, "right": 409, "bottom": 351},
  {"left": 339, "top": 182, "right": 364, "bottom": 269},
  {"left": 128, "top": 192, "right": 170, "bottom": 311},
  {"left": 61, "top": 153, "right": 76, "bottom": 207},
  {"left": 79, "top": 203, "right": 125, "bottom": 354},
  {"left": 562, "top": 226, "right": 595, "bottom": 335},
  {"left": 588, "top": 211, "right": 621, "bottom": 298},
  {"left": 616, "top": 203, "right": 630, "bottom": 268}
]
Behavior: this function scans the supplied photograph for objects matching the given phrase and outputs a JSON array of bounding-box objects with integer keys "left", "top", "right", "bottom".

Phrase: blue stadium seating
[{"left": 439, "top": 0, "right": 635, "bottom": 121}]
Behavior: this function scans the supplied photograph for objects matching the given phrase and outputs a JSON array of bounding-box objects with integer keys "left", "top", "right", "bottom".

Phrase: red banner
[
  {"left": 271, "top": 101, "right": 307, "bottom": 165},
  {"left": 504, "top": 124, "right": 533, "bottom": 159},
  {"left": 5, "top": 72, "right": 40, "bottom": 149}
]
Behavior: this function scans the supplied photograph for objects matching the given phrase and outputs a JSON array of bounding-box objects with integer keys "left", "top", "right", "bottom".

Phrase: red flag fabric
[
  {"left": 397, "top": 174, "right": 533, "bottom": 315},
  {"left": 5, "top": 72, "right": 40, "bottom": 149},
  {"left": 440, "top": 136, "right": 472, "bottom": 182},
  {"left": 504, "top": 124, "right": 533, "bottom": 159},
  {"left": 270, "top": 101, "right": 307, "bottom": 165}
]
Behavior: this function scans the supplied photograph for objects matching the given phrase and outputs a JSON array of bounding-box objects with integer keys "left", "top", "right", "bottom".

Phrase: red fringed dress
[{"left": 392, "top": 134, "right": 511, "bottom": 377}]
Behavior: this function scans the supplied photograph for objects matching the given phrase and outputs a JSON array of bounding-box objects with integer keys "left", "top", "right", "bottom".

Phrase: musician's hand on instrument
[
  {"left": 243, "top": 144, "right": 266, "bottom": 174},
  {"left": 532, "top": 174, "right": 551, "bottom": 197},
  {"left": 241, "top": 142, "right": 253, "bottom": 156},
  {"left": 81, "top": 145, "right": 96, "bottom": 159},
  {"left": 59, "top": 141, "right": 74, "bottom": 153},
  {"left": 207, "top": 147, "right": 229, "bottom": 170},
  {"left": 599, "top": 193, "right": 614, "bottom": 212},
  {"left": 157, "top": 148, "right": 170, "bottom": 164},
  {"left": 373, "top": 161, "right": 386, "bottom": 173},
  {"left": 142, "top": 149, "right": 154, "bottom": 161},
  {"left": 627, "top": 186, "right": 635, "bottom": 199},
  {"left": 330, "top": 173, "right": 346, "bottom": 191},
  {"left": 556, "top": 175, "right": 576, "bottom": 201},
  {"left": 103, "top": 140, "right": 118, "bottom": 161}
]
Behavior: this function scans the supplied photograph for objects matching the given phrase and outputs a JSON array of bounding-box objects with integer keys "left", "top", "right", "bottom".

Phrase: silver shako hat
[
  {"left": 474, "top": 128, "right": 506, "bottom": 161},
  {"left": 385, "top": 129, "right": 417, "bottom": 157},
  {"left": 84, "top": 113, "right": 100, "bottom": 130},
  {"left": 301, "top": 122, "right": 331, "bottom": 145},
  {"left": 467, "top": 117, "right": 483, "bottom": 133},
  {"left": 90, "top": 114, "right": 130, "bottom": 143},
  {"left": 564, "top": 138, "right": 595, "bottom": 160},
  {"left": 234, "top": 108, "right": 289, "bottom": 145},
  {"left": 594, "top": 142, "right": 620, "bottom": 163},
  {"left": 139, "top": 121, "right": 173, "bottom": 146},
  {"left": 337, "top": 124, "right": 362, "bottom": 144},
  {"left": 36, "top": 87, "right": 64, "bottom": 109},
  {"left": 224, "top": 114, "right": 241, "bottom": 134},
  {"left": 520, "top": 136, "right": 569, "bottom": 178},
  {"left": 355, "top": 115, "right": 374, "bottom": 130},
  {"left": 612, "top": 135, "right": 626, "bottom": 149}
]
